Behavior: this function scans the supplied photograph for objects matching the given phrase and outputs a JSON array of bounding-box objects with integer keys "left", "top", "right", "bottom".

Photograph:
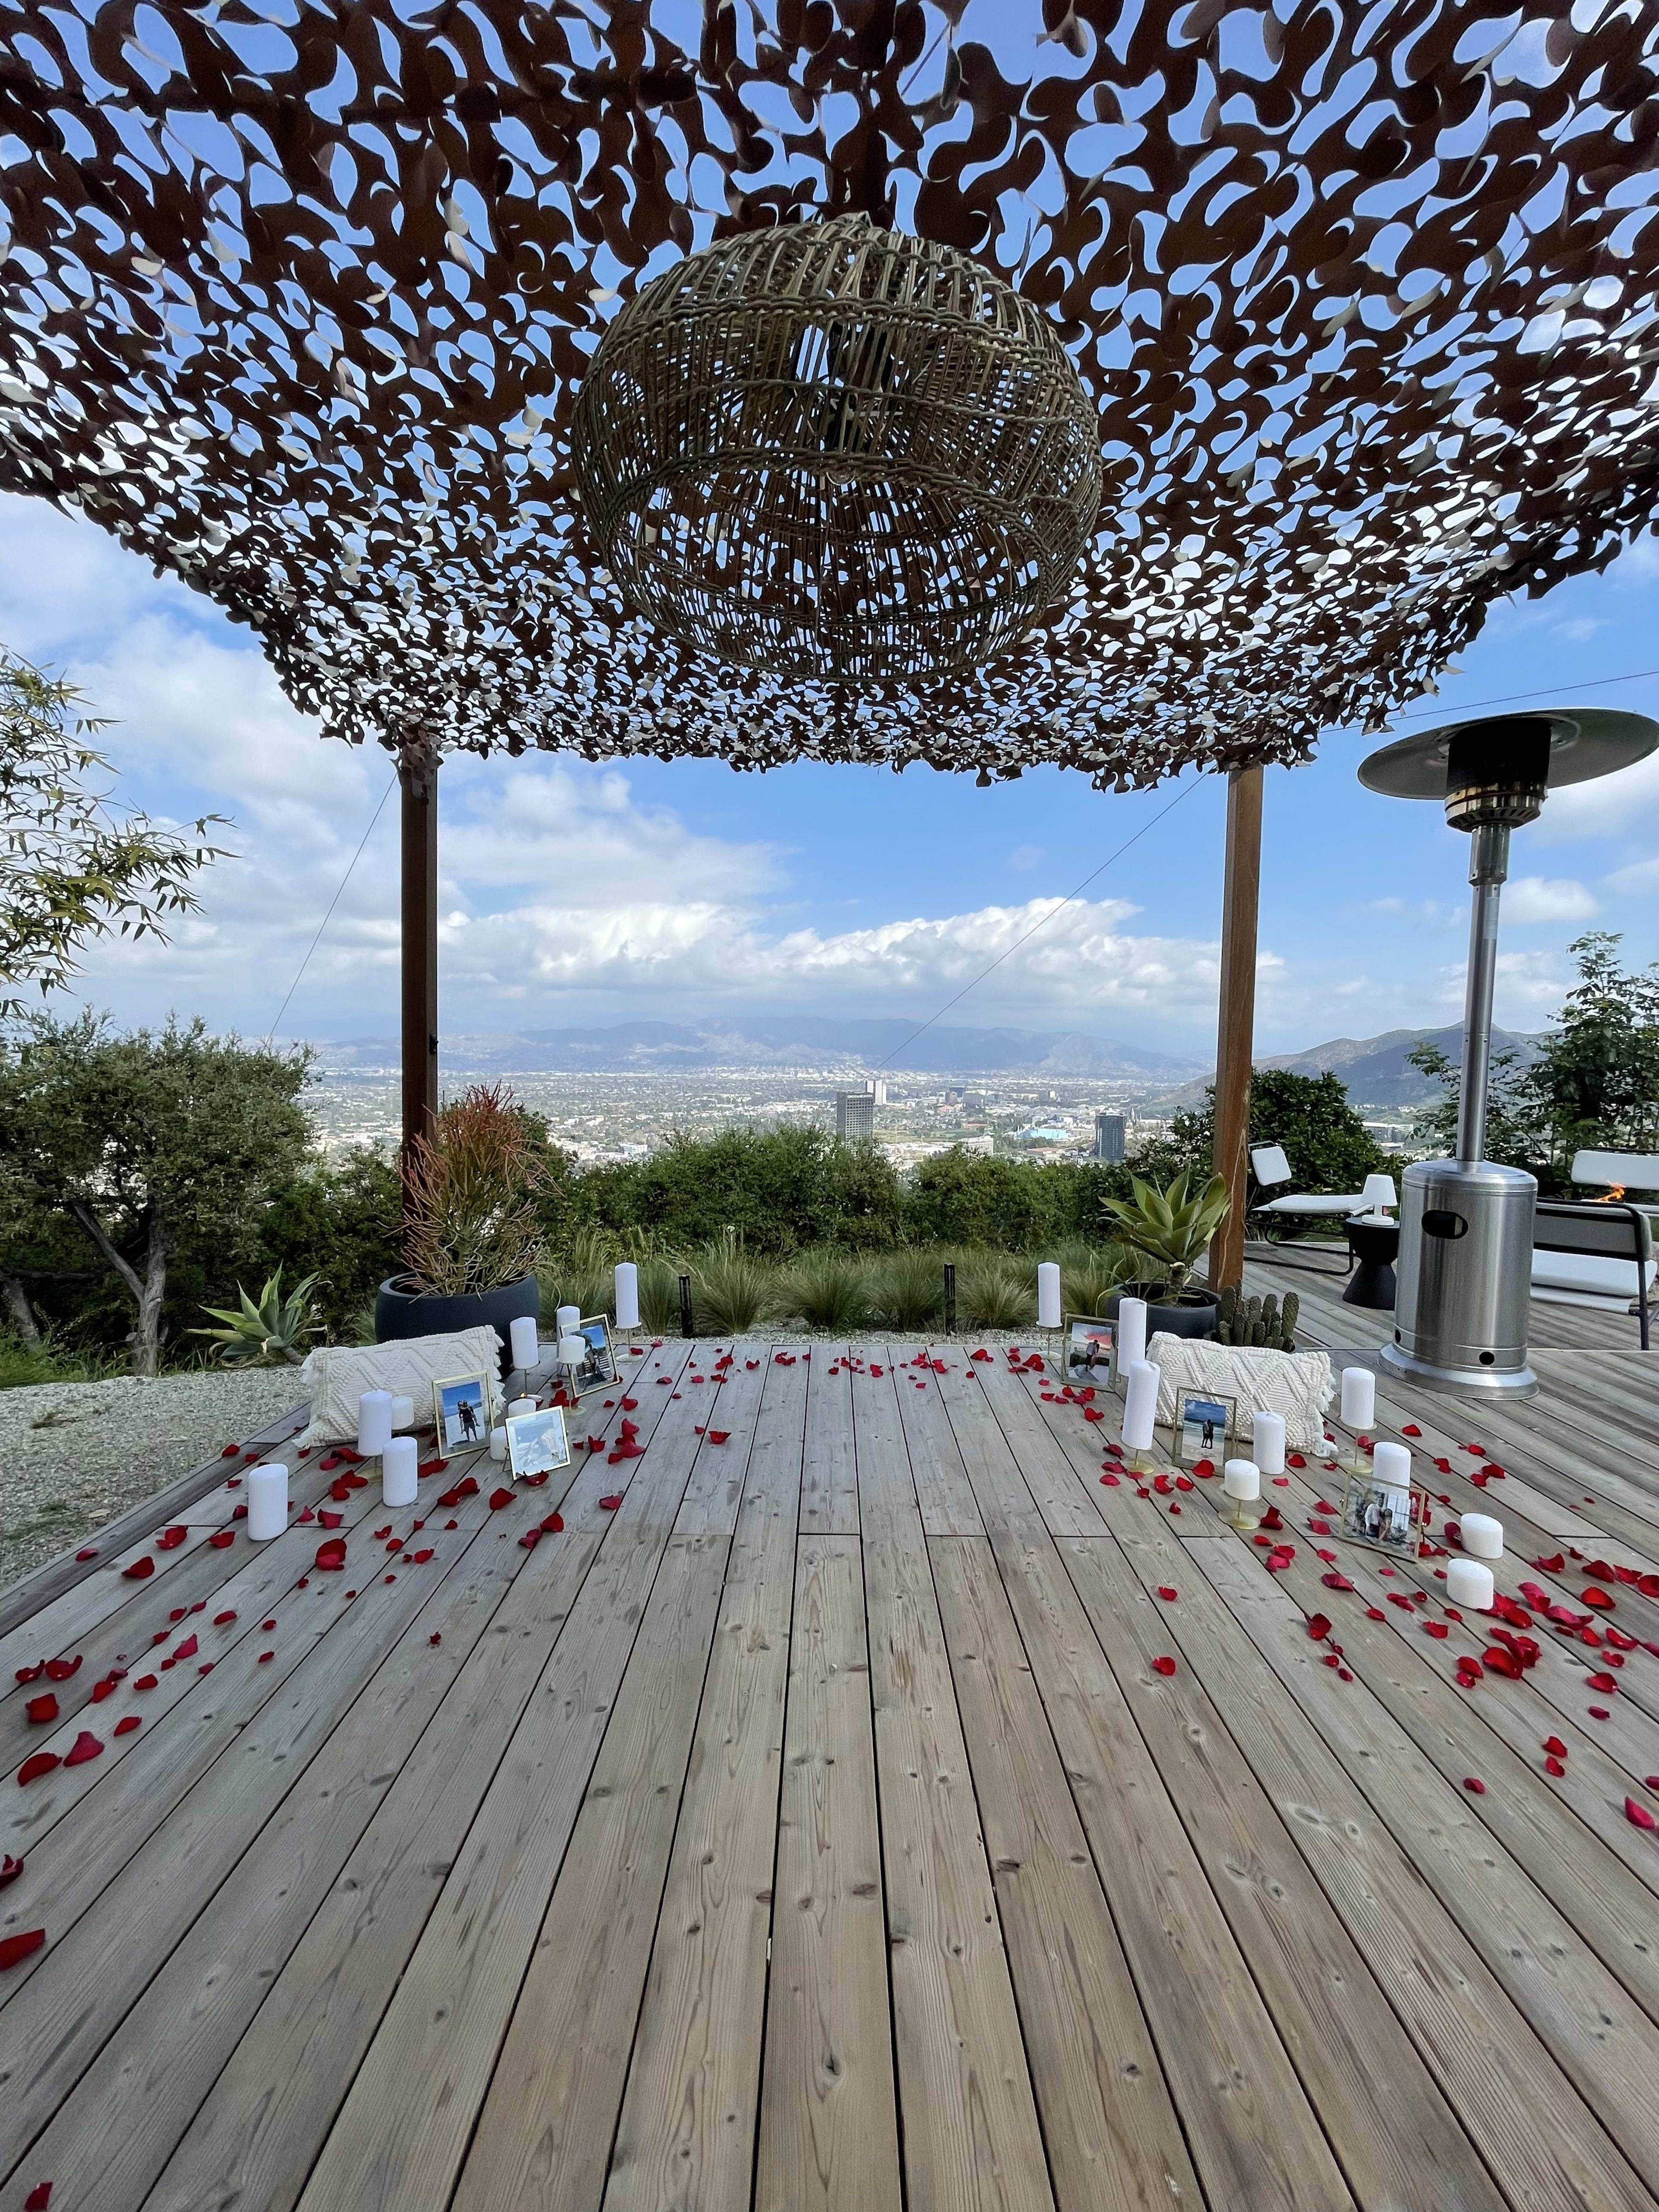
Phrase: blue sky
[{"left": 3, "top": 486, "right": 1657, "bottom": 1061}]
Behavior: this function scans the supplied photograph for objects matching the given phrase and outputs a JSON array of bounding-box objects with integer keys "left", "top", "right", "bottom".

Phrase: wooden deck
[{"left": 5, "top": 1321, "right": 1659, "bottom": 2212}]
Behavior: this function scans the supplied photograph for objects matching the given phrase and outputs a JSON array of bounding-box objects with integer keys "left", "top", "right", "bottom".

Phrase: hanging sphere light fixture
[{"left": 571, "top": 216, "right": 1102, "bottom": 685}]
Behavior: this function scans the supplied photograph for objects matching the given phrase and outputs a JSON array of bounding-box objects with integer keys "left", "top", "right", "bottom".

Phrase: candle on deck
[
  {"left": 1037, "top": 1262, "right": 1062, "bottom": 1330},
  {"left": 1121, "top": 1359, "right": 1160, "bottom": 1452},
  {"left": 557, "top": 1335, "right": 585, "bottom": 1373},
  {"left": 247, "top": 1462, "right": 289, "bottom": 1541},
  {"left": 1340, "top": 1367, "right": 1376, "bottom": 1432},
  {"left": 555, "top": 1303, "right": 581, "bottom": 1338},
  {"left": 1223, "top": 1458, "right": 1261, "bottom": 1500},
  {"left": 507, "top": 1396, "right": 537, "bottom": 1422},
  {"left": 614, "top": 1262, "right": 640, "bottom": 1331},
  {"left": 357, "top": 1389, "right": 394, "bottom": 1459},
  {"left": 489, "top": 1427, "right": 507, "bottom": 1461},
  {"left": 1446, "top": 1557, "right": 1495, "bottom": 1610},
  {"left": 1460, "top": 1512, "right": 1504, "bottom": 1560},
  {"left": 382, "top": 1434, "right": 418, "bottom": 1508},
  {"left": 1117, "top": 1297, "right": 1148, "bottom": 1370},
  {"left": 391, "top": 1395, "right": 415, "bottom": 1431},
  {"left": 1251, "top": 1409, "right": 1287, "bottom": 1476},
  {"left": 509, "top": 1314, "right": 539, "bottom": 1373}
]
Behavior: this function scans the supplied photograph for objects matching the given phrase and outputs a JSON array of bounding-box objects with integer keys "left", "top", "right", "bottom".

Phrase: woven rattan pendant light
[{"left": 571, "top": 217, "right": 1101, "bottom": 685}]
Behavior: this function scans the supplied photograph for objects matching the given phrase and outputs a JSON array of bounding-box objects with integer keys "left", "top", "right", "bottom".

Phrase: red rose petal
[
  {"left": 1587, "top": 1672, "right": 1618, "bottom": 1694},
  {"left": 1306, "top": 1613, "right": 1332, "bottom": 1640},
  {"left": 75, "top": 1547, "right": 99, "bottom": 1560},
  {"left": 134, "top": 1672, "right": 158, "bottom": 1691},
  {"left": 429, "top": 1632, "right": 443, "bottom": 1646},
  {"left": 25, "top": 1694, "right": 58, "bottom": 1726},
  {"left": 18, "top": 1753, "right": 60, "bottom": 1786},
  {"left": 0, "top": 1853, "right": 23, "bottom": 1887},
  {"left": 1423, "top": 1621, "right": 1449, "bottom": 1639},
  {"left": 209, "top": 1530, "right": 235, "bottom": 1550},
  {"left": 0, "top": 1929, "right": 47, "bottom": 1970},
  {"left": 707, "top": 1430, "right": 731, "bottom": 1445},
  {"left": 24, "top": 2180, "right": 53, "bottom": 2209},
  {"left": 156, "top": 1526, "right": 188, "bottom": 1551},
  {"left": 172, "top": 1634, "right": 198, "bottom": 1660},
  {"left": 122, "top": 1556, "right": 155, "bottom": 1580},
  {"left": 489, "top": 1487, "right": 515, "bottom": 1510},
  {"left": 599, "top": 1494, "right": 624, "bottom": 1510},
  {"left": 1544, "top": 1754, "right": 1565, "bottom": 1777},
  {"left": 214, "top": 1611, "right": 236, "bottom": 1626},
  {"left": 1157, "top": 1587, "right": 1178, "bottom": 1602},
  {"left": 64, "top": 1729, "right": 103, "bottom": 1766},
  {"left": 411, "top": 1548, "right": 434, "bottom": 1563},
  {"left": 1589, "top": 1706, "right": 1611, "bottom": 1720},
  {"left": 1463, "top": 1777, "right": 1486, "bottom": 1794},
  {"left": 541, "top": 1513, "right": 565, "bottom": 1533},
  {"left": 1544, "top": 1736, "right": 1568, "bottom": 1757},
  {"left": 1151, "top": 1656, "right": 1178, "bottom": 1676},
  {"left": 1624, "top": 1798, "right": 1657, "bottom": 1832}
]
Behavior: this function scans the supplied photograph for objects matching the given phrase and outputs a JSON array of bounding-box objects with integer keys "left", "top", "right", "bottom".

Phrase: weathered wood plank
[
  {"left": 1192, "top": 1537, "right": 1659, "bottom": 2199},
  {"left": 801, "top": 1344, "right": 859, "bottom": 1537},
  {"left": 927, "top": 1534, "right": 1204, "bottom": 2212},
  {"left": 599, "top": 1348, "right": 807, "bottom": 2211},
  {"left": 296, "top": 1369, "right": 721, "bottom": 2212},
  {"left": 852, "top": 1354, "right": 1056, "bottom": 2212},
  {"left": 754, "top": 1534, "right": 901, "bottom": 2212}
]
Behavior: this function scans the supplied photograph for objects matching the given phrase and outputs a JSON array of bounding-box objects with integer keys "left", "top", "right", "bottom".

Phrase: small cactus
[{"left": 1214, "top": 1281, "right": 1296, "bottom": 1352}]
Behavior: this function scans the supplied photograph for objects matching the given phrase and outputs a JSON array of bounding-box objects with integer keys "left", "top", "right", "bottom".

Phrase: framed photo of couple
[{"left": 432, "top": 1370, "right": 495, "bottom": 1453}]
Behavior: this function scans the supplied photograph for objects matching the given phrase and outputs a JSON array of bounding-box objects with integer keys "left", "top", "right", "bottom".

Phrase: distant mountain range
[
  {"left": 319, "top": 1018, "right": 1202, "bottom": 1079},
  {"left": 1151, "top": 1024, "right": 1545, "bottom": 1114}
]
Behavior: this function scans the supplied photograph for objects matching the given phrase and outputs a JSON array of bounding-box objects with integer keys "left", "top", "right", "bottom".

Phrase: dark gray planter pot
[
  {"left": 1104, "top": 1282, "right": 1220, "bottom": 1342},
  {"left": 374, "top": 1273, "right": 539, "bottom": 1379}
]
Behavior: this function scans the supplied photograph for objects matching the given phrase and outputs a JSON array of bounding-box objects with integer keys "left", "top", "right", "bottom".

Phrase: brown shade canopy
[{"left": 3, "top": 1, "right": 1658, "bottom": 789}]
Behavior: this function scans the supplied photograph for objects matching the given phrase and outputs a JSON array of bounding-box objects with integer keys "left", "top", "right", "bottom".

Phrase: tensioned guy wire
[{"left": 264, "top": 773, "right": 397, "bottom": 1045}]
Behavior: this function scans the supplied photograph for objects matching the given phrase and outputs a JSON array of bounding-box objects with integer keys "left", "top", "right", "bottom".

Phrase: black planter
[
  {"left": 374, "top": 1273, "right": 540, "bottom": 1379},
  {"left": 1104, "top": 1282, "right": 1220, "bottom": 1342}
]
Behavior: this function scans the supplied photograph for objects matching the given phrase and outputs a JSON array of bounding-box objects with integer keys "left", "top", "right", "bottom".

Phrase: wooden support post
[
  {"left": 400, "top": 742, "right": 439, "bottom": 1183},
  {"left": 1208, "top": 763, "right": 1263, "bottom": 1294}
]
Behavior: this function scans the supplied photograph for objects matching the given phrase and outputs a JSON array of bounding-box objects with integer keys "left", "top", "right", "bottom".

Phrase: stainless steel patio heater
[{"left": 1359, "top": 708, "right": 1659, "bottom": 1398}]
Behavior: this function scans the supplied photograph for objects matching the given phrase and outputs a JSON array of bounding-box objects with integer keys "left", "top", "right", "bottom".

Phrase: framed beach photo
[
  {"left": 506, "top": 1403, "right": 572, "bottom": 1483},
  {"left": 1174, "top": 1389, "right": 1235, "bottom": 1468},
  {"left": 432, "top": 1370, "right": 493, "bottom": 1454},
  {"left": 1063, "top": 1315, "right": 1116, "bottom": 1389},
  {"left": 564, "top": 1314, "right": 618, "bottom": 1398},
  {"left": 1341, "top": 1466, "right": 1427, "bottom": 1558}
]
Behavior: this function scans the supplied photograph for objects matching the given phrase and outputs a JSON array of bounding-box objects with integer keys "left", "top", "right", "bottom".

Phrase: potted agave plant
[
  {"left": 1100, "top": 1169, "right": 1230, "bottom": 1340},
  {"left": 376, "top": 1084, "right": 547, "bottom": 1363}
]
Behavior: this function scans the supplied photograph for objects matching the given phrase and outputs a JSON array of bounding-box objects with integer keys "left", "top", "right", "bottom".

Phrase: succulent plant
[{"left": 1216, "top": 1283, "right": 1297, "bottom": 1352}]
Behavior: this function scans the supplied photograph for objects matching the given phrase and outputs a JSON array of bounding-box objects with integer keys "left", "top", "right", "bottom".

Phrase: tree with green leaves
[
  {"left": 1409, "top": 933, "right": 1659, "bottom": 1190},
  {"left": 1130, "top": 1069, "right": 1393, "bottom": 1217},
  {"left": 0, "top": 1014, "right": 315, "bottom": 1373},
  {"left": 1, "top": 648, "right": 229, "bottom": 1020}
]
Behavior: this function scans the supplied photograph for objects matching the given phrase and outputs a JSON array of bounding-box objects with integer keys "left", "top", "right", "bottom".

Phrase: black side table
[{"left": 1343, "top": 1214, "right": 1399, "bottom": 1309}]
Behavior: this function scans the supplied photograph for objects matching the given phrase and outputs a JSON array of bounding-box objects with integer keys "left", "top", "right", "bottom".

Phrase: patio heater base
[{"left": 1379, "top": 1338, "right": 1538, "bottom": 1400}]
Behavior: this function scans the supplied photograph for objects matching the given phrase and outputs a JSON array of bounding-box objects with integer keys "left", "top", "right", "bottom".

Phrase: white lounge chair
[
  {"left": 1530, "top": 1150, "right": 1658, "bottom": 1342},
  {"left": 1246, "top": 1147, "right": 1398, "bottom": 1274}
]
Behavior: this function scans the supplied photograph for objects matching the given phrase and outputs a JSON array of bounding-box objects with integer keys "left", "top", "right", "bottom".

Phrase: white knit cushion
[
  {"left": 1147, "top": 1334, "right": 1334, "bottom": 1452},
  {"left": 294, "top": 1325, "right": 504, "bottom": 1447}
]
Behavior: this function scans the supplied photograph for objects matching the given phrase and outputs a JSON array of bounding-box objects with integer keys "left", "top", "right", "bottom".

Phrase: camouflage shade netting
[{"left": 2, "top": 0, "right": 1658, "bottom": 788}]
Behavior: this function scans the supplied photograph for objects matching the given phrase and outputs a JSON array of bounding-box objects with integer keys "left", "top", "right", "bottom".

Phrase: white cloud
[
  {"left": 1539, "top": 748, "right": 1659, "bottom": 840},
  {"left": 1009, "top": 843, "right": 1046, "bottom": 870},
  {"left": 1502, "top": 876, "right": 1599, "bottom": 923},
  {"left": 1603, "top": 855, "right": 1659, "bottom": 896}
]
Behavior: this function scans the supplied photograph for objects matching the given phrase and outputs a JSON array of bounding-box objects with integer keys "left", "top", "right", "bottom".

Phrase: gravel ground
[{"left": 0, "top": 1370, "right": 307, "bottom": 1590}]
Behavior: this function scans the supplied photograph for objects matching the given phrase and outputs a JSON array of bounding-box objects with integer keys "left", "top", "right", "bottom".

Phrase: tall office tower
[
  {"left": 1093, "top": 1112, "right": 1126, "bottom": 1163},
  {"left": 837, "top": 1091, "right": 877, "bottom": 1141}
]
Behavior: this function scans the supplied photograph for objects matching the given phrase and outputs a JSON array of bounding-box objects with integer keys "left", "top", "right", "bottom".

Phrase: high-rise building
[
  {"left": 1093, "top": 1112, "right": 1126, "bottom": 1163},
  {"left": 836, "top": 1091, "right": 877, "bottom": 1142}
]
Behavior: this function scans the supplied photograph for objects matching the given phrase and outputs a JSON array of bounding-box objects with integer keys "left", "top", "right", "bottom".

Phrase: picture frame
[
  {"left": 1173, "top": 1389, "right": 1236, "bottom": 1468},
  {"left": 1062, "top": 1315, "right": 1116, "bottom": 1389},
  {"left": 563, "top": 1313, "right": 619, "bottom": 1398},
  {"left": 432, "top": 1369, "right": 494, "bottom": 1454},
  {"left": 505, "top": 1403, "right": 572, "bottom": 1483},
  {"left": 1340, "top": 1465, "right": 1428, "bottom": 1558}
]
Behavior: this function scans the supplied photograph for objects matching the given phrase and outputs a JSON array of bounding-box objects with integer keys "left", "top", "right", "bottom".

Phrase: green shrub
[
  {"left": 0, "top": 1330, "right": 113, "bottom": 1389},
  {"left": 957, "top": 1254, "right": 1031, "bottom": 1329},
  {"left": 1055, "top": 1238, "right": 1138, "bottom": 1316},
  {"left": 866, "top": 1248, "right": 944, "bottom": 1331},
  {"left": 905, "top": 1147, "right": 1109, "bottom": 1248},
  {"left": 691, "top": 1241, "right": 778, "bottom": 1333},
  {"left": 637, "top": 1258, "right": 686, "bottom": 1335},
  {"left": 782, "top": 1249, "right": 871, "bottom": 1332}
]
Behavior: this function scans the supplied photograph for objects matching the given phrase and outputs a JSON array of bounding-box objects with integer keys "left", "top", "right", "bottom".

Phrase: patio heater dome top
[
  {"left": 571, "top": 218, "right": 1102, "bottom": 685},
  {"left": 1359, "top": 709, "right": 1659, "bottom": 804}
]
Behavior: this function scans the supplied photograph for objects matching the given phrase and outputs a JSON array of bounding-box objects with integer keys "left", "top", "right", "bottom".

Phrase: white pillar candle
[
  {"left": 1340, "top": 1367, "right": 1376, "bottom": 1431},
  {"left": 1121, "top": 1359, "right": 1160, "bottom": 1452},
  {"left": 509, "top": 1314, "right": 539, "bottom": 1372},
  {"left": 247, "top": 1462, "right": 289, "bottom": 1541},
  {"left": 1037, "top": 1262, "right": 1062, "bottom": 1329},
  {"left": 1372, "top": 1439, "right": 1411, "bottom": 1488},
  {"left": 1446, "top": 1557, "right": 1495, "bottom": 1609},
  {"left": 614, "top": 1261, "right": 640, "bottom": 1330},
  {"left": 1117, "top": 1297, "right": 1148, "bottom": 1370},
  {"left": 1460, "top": 1512, "right": 1504, "bottom": 1560},
  {"left": 489, "top": 1426, "right": 507, "bottom": 1461},
  {"left": 1251, "top": 1409, "right": 1287, "bottom": 1476},
  {"left": 382, "top": 1434, "right": 418, "bottom": 1508},
  {"left": 507, "top": 1395, "right": 537, "bottom": 1421},
  {"left": 357, "top": 1389, "right": 394, "bottom": 1458},
  {"left": 557, "top": 1335, "right": 585, "bottom": 1371},
  {"left": 1223, "top": 1457, "right": 1260, "bottom": 1500},
  {"left": 391, "top": 1395, "right": 415, "bottom": 1431},
  {"left": 555, "top": 1303, "right": 581, "bottom": 1338}
]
